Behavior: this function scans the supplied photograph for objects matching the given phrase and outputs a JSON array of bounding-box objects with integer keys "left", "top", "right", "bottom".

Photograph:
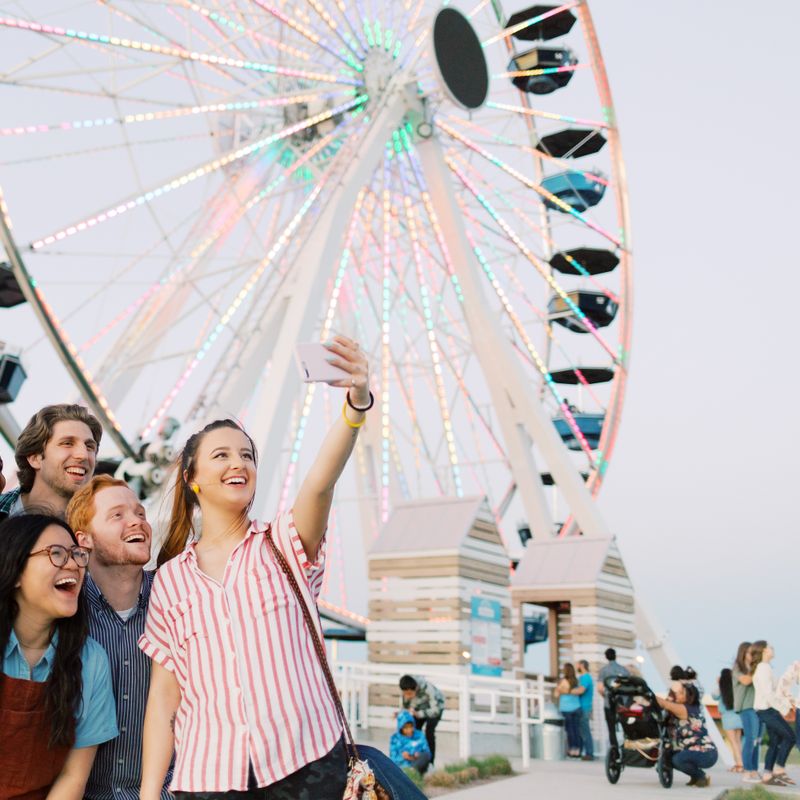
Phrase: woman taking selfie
[
  {"left": 0, "top": 513, "right": 117, "bottom": 799},
  {"left": 140, "top": 337, "right": 424, "bottom": 799}
]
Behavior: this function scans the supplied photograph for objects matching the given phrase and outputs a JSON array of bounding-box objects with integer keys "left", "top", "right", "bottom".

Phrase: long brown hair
[
  {"left": 749, "top": 640, "right": 768, "bottom": 674},
  {"left": 563, "top": 662, "right": 577, "bottom": 689},
  {"left": 734, "top": 641, "right": 751, "bottom": 674},
  {"left": 0, "top": 514, "right": 87, "bottom": 746},
  {"left": 157, "top": 419, "right": 257, "bottom": 566}
]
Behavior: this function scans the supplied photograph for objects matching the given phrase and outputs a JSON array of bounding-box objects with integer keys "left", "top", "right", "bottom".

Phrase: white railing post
[
  {"left": 459, "top": 673, "right": 471, "bottom": 761},
  {"left": 520, "top": 681, "right": 530, "bottom": 769}
]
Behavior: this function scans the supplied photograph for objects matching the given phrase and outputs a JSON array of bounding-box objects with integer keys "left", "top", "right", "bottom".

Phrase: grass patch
[
  {"left": 424, "top": 755, "right": 513, "bottom": 793},
  {"left": 722, "top": 787, "right": 787, "bottom": 800}
]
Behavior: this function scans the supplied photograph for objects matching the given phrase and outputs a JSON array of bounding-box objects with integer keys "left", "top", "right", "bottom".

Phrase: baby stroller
[{"left": 604, "top": 675, "right": 673, "bottom": 788}]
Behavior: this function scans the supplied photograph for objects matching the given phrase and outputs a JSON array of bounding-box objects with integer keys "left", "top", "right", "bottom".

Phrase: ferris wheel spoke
[
  {"left": 250, "top": 0, "right": 360, "bottom": 71},
  {"left": 445, "top": 149, "right": 618, "bottom": 363},
  {"left": 28, "top": 93, "right": 366, "bottom": 250},
  {"left": 305, "top": 0, "right": 366, "bottom": 62},
  {"left": 438, "top": 118, "right": 621, "bottom": 247},
  {"left": 0, "top": 16, "right": 360, "bottom": 87}
]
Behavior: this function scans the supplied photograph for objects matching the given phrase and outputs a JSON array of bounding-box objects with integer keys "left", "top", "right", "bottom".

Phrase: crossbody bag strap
[{"left": 264, "top": 528, "right": 360, "bottom": 763}]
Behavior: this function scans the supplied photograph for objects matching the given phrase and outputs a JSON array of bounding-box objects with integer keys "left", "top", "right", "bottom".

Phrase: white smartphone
[{"left": 294, "top": 342, "right": 349, "bottom": 383}]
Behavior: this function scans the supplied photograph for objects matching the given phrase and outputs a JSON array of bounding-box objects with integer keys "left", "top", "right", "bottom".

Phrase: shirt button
[
  {"left": 123, "top": 660, "right": 129, "bottom": 666},
  {"left": 122, "top": 694, "right": 129, "bottom": 700},
  {"left": 120, "top": 726, "right": 127, "bottom": 733},
  {"left": 117, "top": 758, "right": 124, "bottom": 764}
]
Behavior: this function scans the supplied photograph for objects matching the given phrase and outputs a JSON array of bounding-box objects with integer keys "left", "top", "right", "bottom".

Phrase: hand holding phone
[{"left": 294, "top": 342, "right": 350, "bottom": 383}]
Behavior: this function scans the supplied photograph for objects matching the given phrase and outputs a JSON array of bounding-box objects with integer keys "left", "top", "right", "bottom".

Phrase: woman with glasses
[{"left": 0, "top": 512, "right": 118, "bottom": 799}]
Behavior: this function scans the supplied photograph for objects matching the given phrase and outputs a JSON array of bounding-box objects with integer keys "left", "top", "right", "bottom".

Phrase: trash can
[{"left": 531, "top": 719, "right": 565, "bottom": 761}]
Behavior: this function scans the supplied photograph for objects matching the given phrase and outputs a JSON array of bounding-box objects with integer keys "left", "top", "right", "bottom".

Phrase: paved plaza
[{"left": 445, "top": 759, "right": 800, "bottom": 799}]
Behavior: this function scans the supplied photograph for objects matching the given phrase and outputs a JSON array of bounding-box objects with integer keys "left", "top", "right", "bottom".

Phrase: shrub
[
  {"left": 723, "top": 788, "right": 782, "bottom": 800},
  {"left": 427, "top": 770, "right": 458, "bottom": 788},
  {"left": 478, "top": 754, "right": 513, "bottom": 776},
  {"left": 454, "top": 766, "right": 479, "bottom": 783}
]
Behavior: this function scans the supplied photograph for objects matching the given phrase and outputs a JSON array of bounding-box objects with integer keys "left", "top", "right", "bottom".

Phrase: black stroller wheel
[
  {"left": 657, "top": 751, "right": 673, "bottom": 788},
  {"left": 605, "top": 747, "right": 622, "bottom": 784}
]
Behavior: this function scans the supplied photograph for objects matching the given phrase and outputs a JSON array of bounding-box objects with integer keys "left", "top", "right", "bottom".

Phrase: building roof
[
  {"left": 511, "top": 535, "right": 616, "bottom": 587},
  {"left": 369, "top": 496, "right": 495, "bottom": 555}
]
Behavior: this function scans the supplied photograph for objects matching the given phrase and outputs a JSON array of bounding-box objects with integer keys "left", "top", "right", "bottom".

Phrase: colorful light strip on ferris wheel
[
  {"left": 0, "top": 16, "right": 361, "bottom": 84},
  {"left": 80, "top": 130, "right": 340, "bottom": 354},
  {"left": 445, "top": 150, "right": 617, "bottom": 361},
  {"left": 485, "top": 101, "right": 610, "bottom": 131},
  {"left": 140, "top": 179, "right": 328, "bottom": 438},
  {"left": 278, "top": 190, "right": 367, "bottom": 513},
  {"left": 399, "top": 175, "right": 463, "bottom": 497},
  {"left": 0, "top": 93, "right": 346, "bottom": 137},
  {"left": 437, "top": 118, "right": 620, "bottom": 248},
  {"left": 176, "top": 0, "right": 313, "bottom": 61},
  {"left": 30, "top": 94, "right": 367, "bottom": 250},
  {"left": 461, "top": 223, "right": 599, "bottom": 463}
]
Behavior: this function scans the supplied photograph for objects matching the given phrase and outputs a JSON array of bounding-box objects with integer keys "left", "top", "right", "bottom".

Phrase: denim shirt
[{"left": 3, "top": 630, "right": 118, "bottom": 748}]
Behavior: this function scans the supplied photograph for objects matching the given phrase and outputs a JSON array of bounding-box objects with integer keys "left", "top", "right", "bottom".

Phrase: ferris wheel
[{"left": 0, "top": 0, "right": 631, "bottom": 606}]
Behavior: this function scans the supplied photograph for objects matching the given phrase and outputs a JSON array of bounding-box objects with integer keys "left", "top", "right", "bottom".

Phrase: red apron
[{"left": 0, "top": 672, "right": 74, "bottom": 800}]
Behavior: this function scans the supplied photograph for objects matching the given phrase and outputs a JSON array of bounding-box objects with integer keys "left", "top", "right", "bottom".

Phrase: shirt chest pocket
[
  {"left": 165, "top": 598, "right": 210, "bottom": 649},
  {"left": 248, "top": 569, "right": 297, "bottom": 618}
]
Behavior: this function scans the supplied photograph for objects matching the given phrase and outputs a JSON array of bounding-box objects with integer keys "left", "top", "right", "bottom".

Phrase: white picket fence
[{"left": 332, "top": 660, "right": 556, "bottom": 768}]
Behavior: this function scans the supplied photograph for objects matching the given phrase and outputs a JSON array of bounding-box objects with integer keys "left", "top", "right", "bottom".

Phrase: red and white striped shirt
[{"left": 138, "top": 512, "right": 342, "bottom": 792}]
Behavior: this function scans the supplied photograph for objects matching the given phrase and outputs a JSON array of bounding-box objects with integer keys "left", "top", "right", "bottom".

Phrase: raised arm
[
  {"left": 293, "top": 336, "right": 370, "bottom": 558},
  {"left": 655, "top": 695, "right": 688, "bottom": 720},
  {"left": 141, "top": 661, "right": 181, "bottom": 800}
]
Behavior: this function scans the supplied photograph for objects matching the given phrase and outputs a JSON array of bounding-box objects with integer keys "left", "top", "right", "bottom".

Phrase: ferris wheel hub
[{"left": 362, "top": 49, "right": 397, "bottom": 101}]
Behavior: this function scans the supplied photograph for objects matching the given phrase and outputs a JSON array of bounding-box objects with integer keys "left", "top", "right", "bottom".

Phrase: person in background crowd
[
  {"left": 0, "top": 404, "right": 101, "bottom": 520},
  {"left": 733, "top": 641, "right": 761, "bottom": 783},
  {"left": 598, "top": 647, "right": 630, "bottom": 751},
  {"left": 0, "top": 513, "right": 118, "bottom": 799},
  {"left": 554, "top": 662, "right": 582, "bottom": 758},
  {"left": 0, "top": 453, "right": 6, "bottom": 496},
  {"left": 657, "top": 680, "right": 718, "bottom": 788},
  {"left": 715, "top": 668, "right": 743, "bottom": 772},
  {"left": 390, "top": 711, "right": 432, "bottom": 775},
  {"left": 67, "top": 475, "right": 173, "bottom": 800},
  {"left": 140, "top": 337, "right": 425, "bottom": 800},
  {"left": 399, "top": 674, "right": 445, "bottom": 765},
  {"left": 778, "top": 660, "right": 800, "bottom": 749},
  {"left": 573, "top": 659, "right": 595, "bottom": 761},
  {"left": 751, "top": 640, "right": 796, "bottom": 786}
]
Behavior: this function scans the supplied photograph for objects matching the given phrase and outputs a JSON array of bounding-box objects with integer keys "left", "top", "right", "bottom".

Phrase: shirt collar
[
  {"left": 85, "top": 570, "right": 153, "bottom": 614},
  {"left": 5, "top": 627, "right": 59, "bottom": 667},
  {"left": 177, "top": 519, "right": 265, "bottom": 564}
]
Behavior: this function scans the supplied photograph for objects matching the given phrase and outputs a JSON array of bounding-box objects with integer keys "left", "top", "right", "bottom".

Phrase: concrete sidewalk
[{"left": 443, "top": 759, "right": 800, "bottom": 799}]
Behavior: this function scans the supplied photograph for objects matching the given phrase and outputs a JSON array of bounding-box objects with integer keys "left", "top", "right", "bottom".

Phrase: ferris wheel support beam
[
  {"left": 415, "top": 135, "right": 611, "bottom": 540},
  {"left": 0, "top": 195, "right": 137, "bottom": 460},
  {"left": 208, "top": 85, "right": 418, "bottom": 516}
]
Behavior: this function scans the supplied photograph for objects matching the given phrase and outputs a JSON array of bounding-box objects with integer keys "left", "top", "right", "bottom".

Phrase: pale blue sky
[{"left": 592, "top": 0, "right": 799, "bottom": 683}]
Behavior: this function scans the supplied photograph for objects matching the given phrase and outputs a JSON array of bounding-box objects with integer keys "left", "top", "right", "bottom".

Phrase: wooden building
[
  {"left": 510, "top": 535, "right": 636, "bottom": 676},
  {"left": 367, "top": 495, "right": 511, "bottom": 670}
]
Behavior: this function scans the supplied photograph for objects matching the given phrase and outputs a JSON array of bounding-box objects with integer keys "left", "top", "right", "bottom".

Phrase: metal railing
[{"left": 332, "top": 660, "right": 555, "bottom": 768}]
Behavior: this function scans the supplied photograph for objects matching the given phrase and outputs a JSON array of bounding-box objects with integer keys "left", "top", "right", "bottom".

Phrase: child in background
[{"left": 391, "top": 711, "right": 432, "bottom": 774}]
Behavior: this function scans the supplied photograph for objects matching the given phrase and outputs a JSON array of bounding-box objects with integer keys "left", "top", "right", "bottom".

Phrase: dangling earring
[{"left": 191, "top": 483, "right": 200, "bottom": 494}]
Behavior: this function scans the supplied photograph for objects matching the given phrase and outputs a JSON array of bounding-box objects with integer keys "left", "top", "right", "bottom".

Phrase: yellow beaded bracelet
[{"left": 342, "top": 401, "right": 366, "bottom": 429}]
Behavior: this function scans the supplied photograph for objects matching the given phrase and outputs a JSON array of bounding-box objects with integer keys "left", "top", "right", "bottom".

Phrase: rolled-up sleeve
[
  {"left": 274, "top": 509, "right": 327, "bottom": 599},
  {"left": 138, "top": 573, "right": 176, "bottom": 672},
  {"left": 75, "top": 638, "right": 118, "bottom": 748}
]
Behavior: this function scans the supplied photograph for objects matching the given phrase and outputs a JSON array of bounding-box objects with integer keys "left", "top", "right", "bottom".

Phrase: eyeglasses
[{"left": 28, "top": 544, "right": 91, "bottom": 569}]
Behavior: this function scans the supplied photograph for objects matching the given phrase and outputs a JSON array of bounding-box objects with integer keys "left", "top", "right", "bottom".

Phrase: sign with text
[{"left": 470, "top": 596, "right": 502, "bottom": 676}]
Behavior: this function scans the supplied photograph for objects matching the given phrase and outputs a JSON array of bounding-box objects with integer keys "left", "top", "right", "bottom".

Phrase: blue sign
[{"left": 470, "top": 596, "right": 502, "bottom": 676}]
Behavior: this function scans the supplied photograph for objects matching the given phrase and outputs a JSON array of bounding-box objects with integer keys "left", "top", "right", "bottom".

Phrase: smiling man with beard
[
  {"left": 0, "top": 403, "right": 101, "bottom": 520},
  {"left": 67, "top": 475, "right": 173, "bottom": 800}
]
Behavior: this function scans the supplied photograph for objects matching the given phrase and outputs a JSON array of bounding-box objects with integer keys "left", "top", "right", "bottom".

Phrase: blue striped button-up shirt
[{"left": 84, "top": 571, "right": 172, "bottom": 800}]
